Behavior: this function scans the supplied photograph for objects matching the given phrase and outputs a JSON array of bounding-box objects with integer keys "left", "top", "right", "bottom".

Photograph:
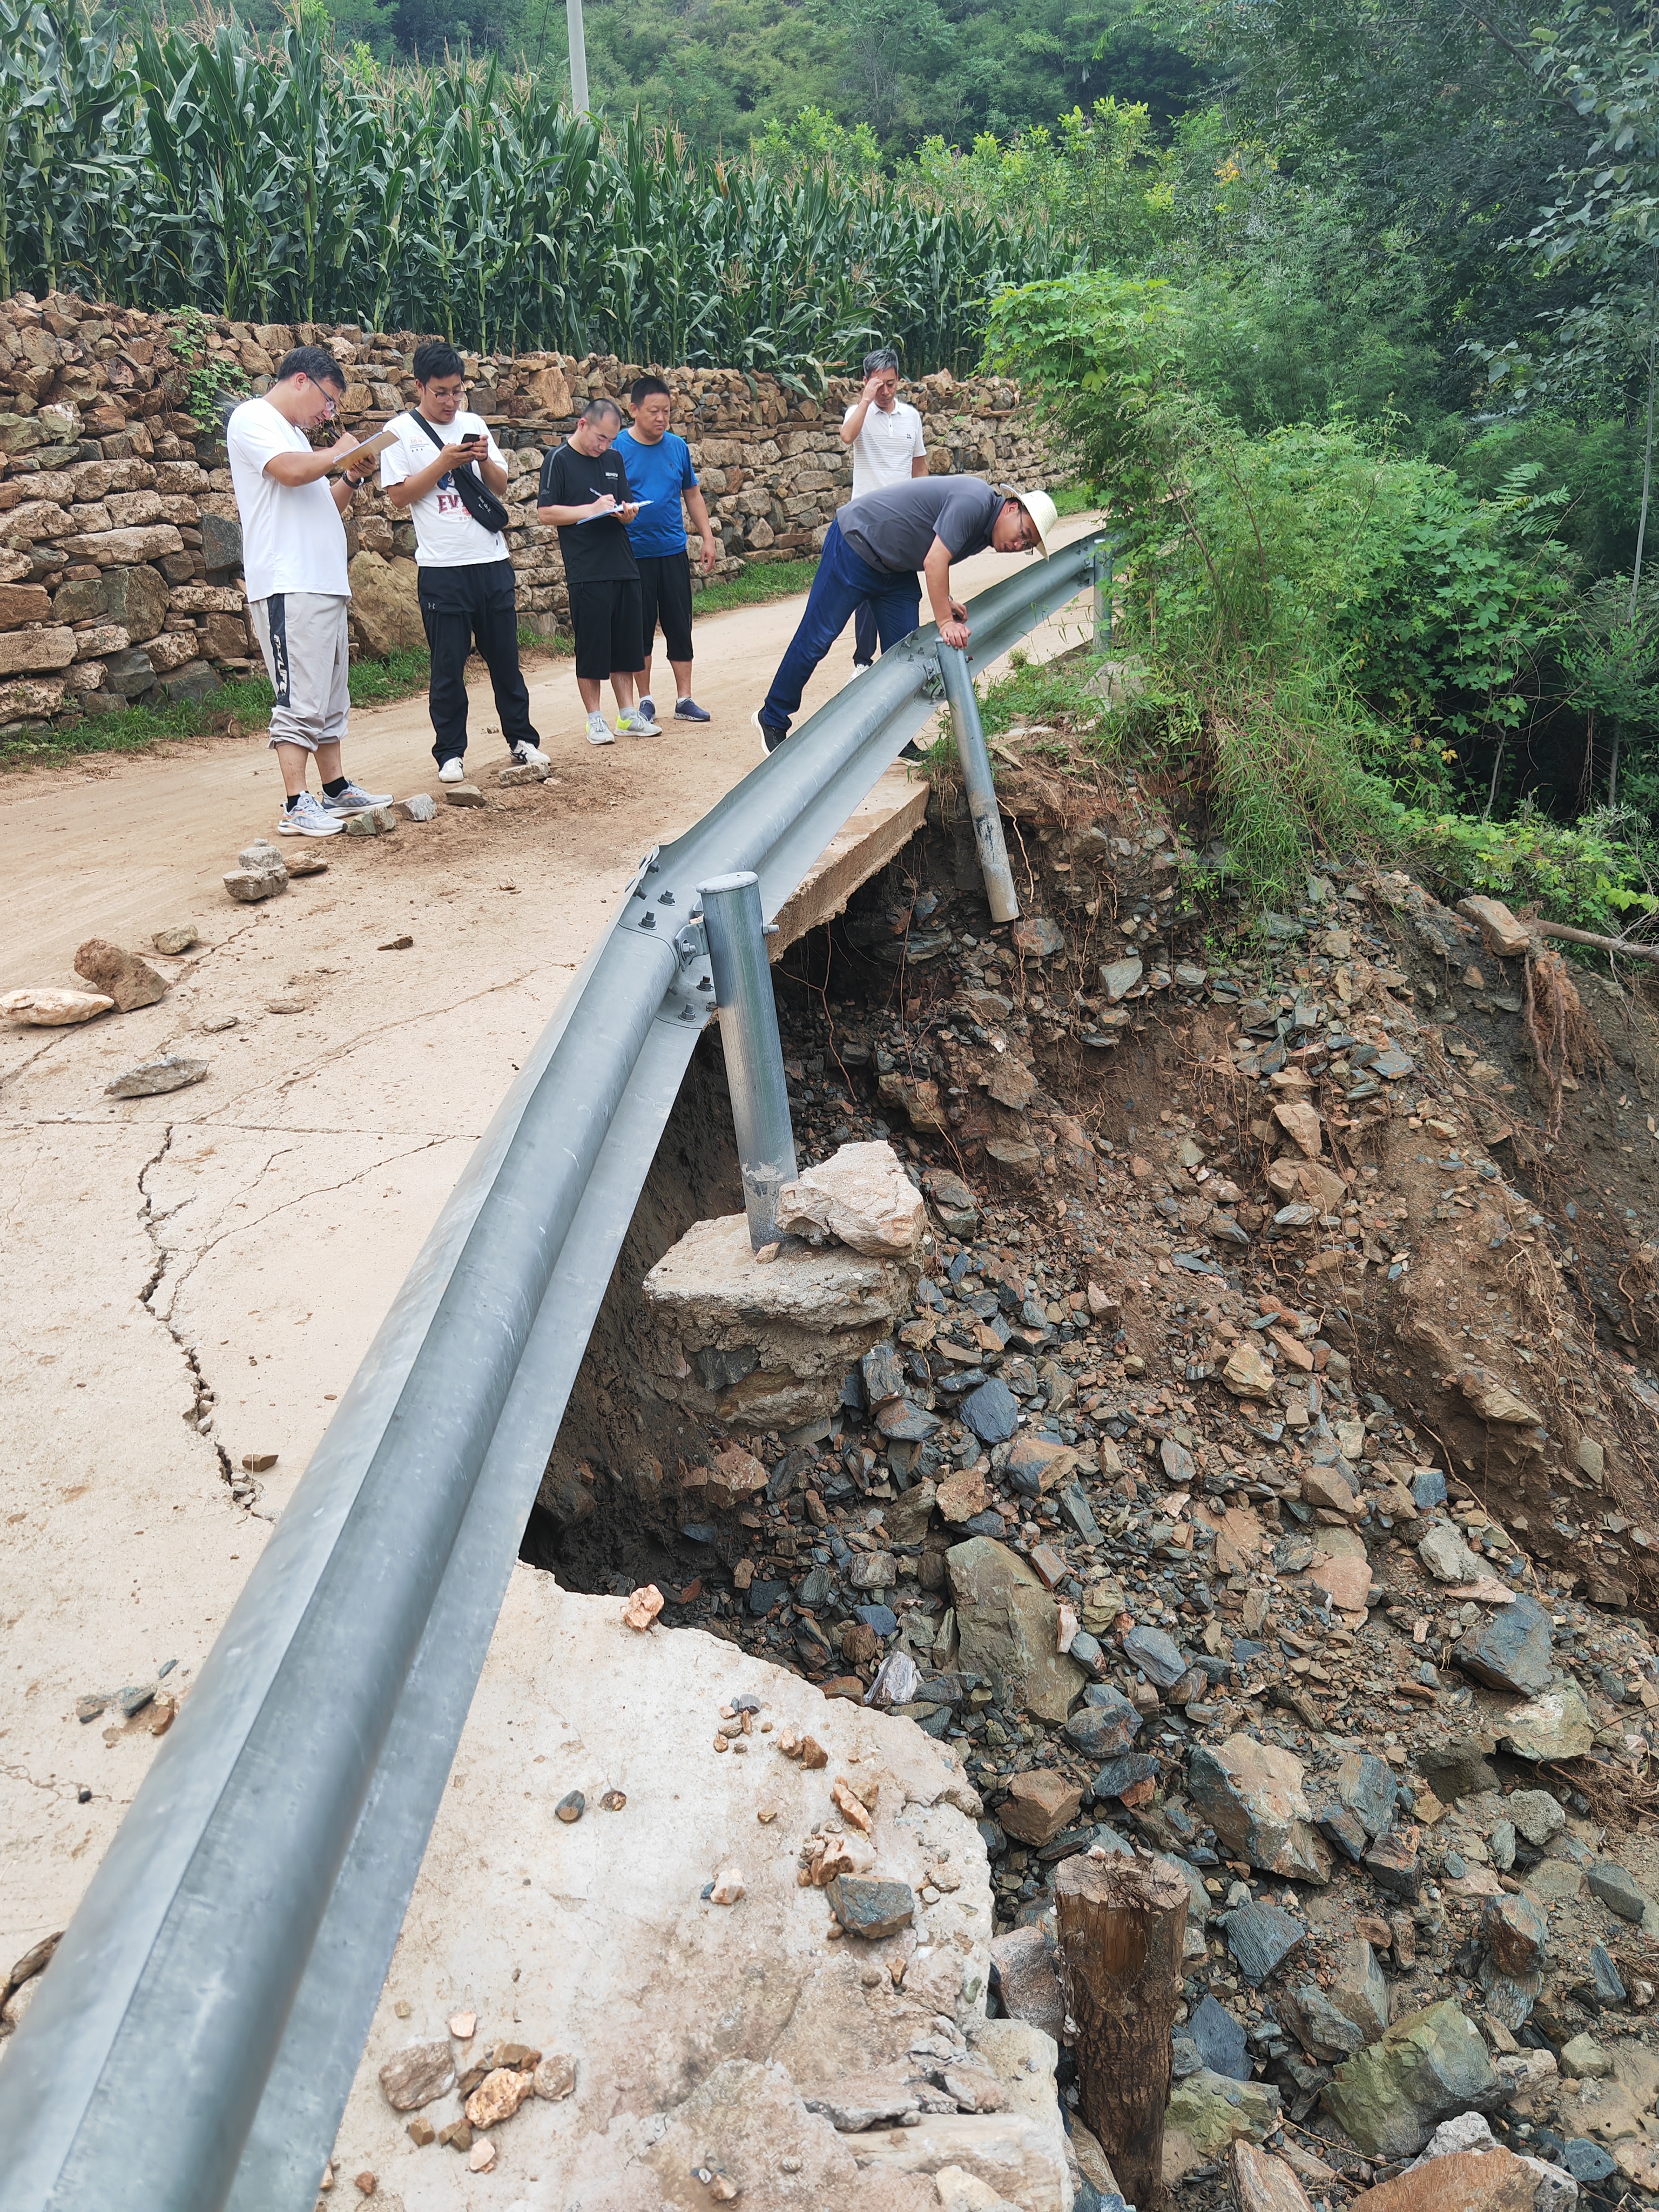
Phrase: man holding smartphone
[
  {"left": 537, "top": 397, "right": 655, "bottom": 745},
  {"left": 839, "top": 347, "right": 927, "bottom": 672},
  {"left": 381, "top": 340, "right": 548, "bottom": 784}
]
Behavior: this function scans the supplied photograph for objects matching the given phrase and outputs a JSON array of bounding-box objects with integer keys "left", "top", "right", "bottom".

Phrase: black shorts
[
  {"left": 637, "top": 551, "right": 694, "bottom": 665},
  {"left": 568, "top": 577, "right": 643, "bottom": 682}
]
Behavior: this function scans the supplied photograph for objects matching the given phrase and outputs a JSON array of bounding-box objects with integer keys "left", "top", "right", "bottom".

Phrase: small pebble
[
  {"left": 448, "top": 2010, "right": 476, "bottom": 2038},
  {"left": 555, "top": 1791, "right": 585, "bottom": 1823},
  {"left": 599, "top": 1788, "right": 627, "bottom": 1811},
  {"left": 354, "top": 2174, "right": 376, "bottom": 2198},
  {"left": 468, "top": 2138, "right": 496, "bottom": 2172}
]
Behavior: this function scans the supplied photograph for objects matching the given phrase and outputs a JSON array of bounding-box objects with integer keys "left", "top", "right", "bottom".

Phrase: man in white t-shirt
[
  {"left": 380, "top": 339, "right": 547, "bottom": 784},
  {"left": 839, "top": 347, "right": 927, "bottom": 671},
  {"left": 226, "top": 346, "right": 391, "bottom": 838}
]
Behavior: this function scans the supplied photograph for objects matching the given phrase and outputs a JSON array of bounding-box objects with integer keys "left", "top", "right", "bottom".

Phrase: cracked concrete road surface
[{"left": 0, "top": 522, "right": 1098, "bottom": 1970}]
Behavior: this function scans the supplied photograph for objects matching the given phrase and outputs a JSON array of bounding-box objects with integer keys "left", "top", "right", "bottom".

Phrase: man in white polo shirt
[
  {"left": 380, "top": 339, "right": 548, "bottom": 784},
  {"left": 226, "top": 344, "right": 391, "bottom": 838},
  {"left": 839, "top": 346, "right": 927, "bottom": 672}
]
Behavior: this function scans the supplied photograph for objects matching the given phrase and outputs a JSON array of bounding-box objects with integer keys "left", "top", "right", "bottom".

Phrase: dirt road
[{"left": 0, "top": 517, "right": 1099, "bottom": 1963}]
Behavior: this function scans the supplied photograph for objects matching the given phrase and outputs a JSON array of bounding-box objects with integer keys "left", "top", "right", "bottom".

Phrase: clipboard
[
  {"left": 577, "top": 496, "right": 655, "bottom": 523},
  {"left": 326, "top": 427, "right": 399, "bottom": 473}
]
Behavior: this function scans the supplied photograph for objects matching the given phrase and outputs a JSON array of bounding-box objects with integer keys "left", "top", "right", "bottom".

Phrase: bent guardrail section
[{"left": 0, "top": 527, "right": 1108, "bottom": 2212}]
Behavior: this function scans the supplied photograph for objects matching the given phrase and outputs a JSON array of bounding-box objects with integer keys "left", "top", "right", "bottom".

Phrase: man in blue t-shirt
[{"left": 614, "top": 376, "right": 719, "bottom": 723}]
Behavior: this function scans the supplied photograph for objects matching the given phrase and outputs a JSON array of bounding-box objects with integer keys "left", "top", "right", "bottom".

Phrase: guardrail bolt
[
  {"left": 697, "top": 870, "right": 798, "bottom": 1251},
  {"left": 938, "top": 645, "right": 1020, "bottom": 926}
]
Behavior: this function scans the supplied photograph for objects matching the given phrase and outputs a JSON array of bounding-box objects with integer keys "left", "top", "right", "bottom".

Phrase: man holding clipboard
[
  {"left": 226, "top": 345, "right": 392, "bottom": 837},
  {"left": 380, "top": 340, "right": 547, "bottom": 785}
]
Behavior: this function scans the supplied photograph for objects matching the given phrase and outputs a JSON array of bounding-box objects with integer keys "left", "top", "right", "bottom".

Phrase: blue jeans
[{"left": 760, "top": 520, "right": 921, "bottom": 738}]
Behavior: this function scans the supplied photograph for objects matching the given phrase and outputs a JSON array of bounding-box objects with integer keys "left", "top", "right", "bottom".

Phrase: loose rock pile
[{"left": 556, "top": 744, "right": 1659, "bottom": 2210}]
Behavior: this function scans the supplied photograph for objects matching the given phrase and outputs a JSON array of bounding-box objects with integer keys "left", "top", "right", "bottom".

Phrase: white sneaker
[
  {"left": 278, "top": 791, "right": 344, "bottom": 837},
  {"left": 510, "top": 741, "right": 550, "bottom": 768},
  {"left": 438, "top": 758, "right": 466, "bottom": 784},
  {"left": 615, "top": 707, "right": 660, "bottom": 737},
  {"left": 586, "top": 711, "right": 616, "bottom": 746},
  {"left": 322, "top": 781, "right": 393, "bottom": 814}
]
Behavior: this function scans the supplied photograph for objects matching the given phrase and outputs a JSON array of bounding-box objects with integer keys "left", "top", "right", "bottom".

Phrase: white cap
[{"left": 1009, "top": 486, "right": 1057, "bottom": 557}]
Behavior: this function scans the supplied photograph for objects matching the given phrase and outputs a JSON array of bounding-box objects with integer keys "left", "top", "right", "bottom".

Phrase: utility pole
[{"left": 567, "top": 0, "right": 589, "bottom": 112}]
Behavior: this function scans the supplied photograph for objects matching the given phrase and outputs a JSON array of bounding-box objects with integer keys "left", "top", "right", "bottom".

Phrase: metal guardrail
[{"left": 0, "top": 524, "right": 1109, "bottom": 2212}]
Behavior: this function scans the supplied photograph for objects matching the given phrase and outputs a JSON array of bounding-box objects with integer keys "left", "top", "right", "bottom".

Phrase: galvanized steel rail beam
[{"left": 0, "top": 527, "right": 1106, "bottom": 2212}]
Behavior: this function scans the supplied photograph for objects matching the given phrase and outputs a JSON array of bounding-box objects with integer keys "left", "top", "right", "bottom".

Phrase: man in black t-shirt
[{"left": 537, "top": 398, "right": 655, "bottom": 744}]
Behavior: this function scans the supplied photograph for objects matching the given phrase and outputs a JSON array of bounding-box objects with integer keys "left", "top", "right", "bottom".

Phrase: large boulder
[
  {"left": 1189, "top": 1736, "right": 1332, "bottom": 1886},
  {"left": 347, "top": 549, "right": 424, "bottom": 657},
  {"left": 1323, "top": 2001, "right": 1501, "bottom": 2159},
  {"left": 945, "top": 1537, "right": 1086, "bottom": 1724},
  {"left": 1455, "top": 1596, "right": 1553, "bottom": 1694},
  {"left": 1500, "top": 1684, "right": 1594, "bottom": 1764},
  {"left": 776, "top": 1141, "right": 926, "bottom": 1258}
]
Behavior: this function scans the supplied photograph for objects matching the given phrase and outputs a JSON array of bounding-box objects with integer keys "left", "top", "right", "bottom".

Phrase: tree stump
[{"left": 1056, "top": 1852, "right": 1189, "bottom": 2210}]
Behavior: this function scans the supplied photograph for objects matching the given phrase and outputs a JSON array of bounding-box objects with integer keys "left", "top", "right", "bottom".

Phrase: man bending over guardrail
[{"left": 751, "top": 477, "right": 1057, "bottom": 754}]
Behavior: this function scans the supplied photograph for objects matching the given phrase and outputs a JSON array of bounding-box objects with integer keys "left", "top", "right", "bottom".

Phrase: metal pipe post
[
  {"left": 1092, "top": 540, "right": 1113, "bottom": 648},
  {"left": 698, "top": 871, "right": 797, "bottom": 1249},
  {"left": 567, "top": 0, "right": 589, "bottom": 111},
  {"left": 938, "top": 643, "right": 1019, "bottom": 925}
]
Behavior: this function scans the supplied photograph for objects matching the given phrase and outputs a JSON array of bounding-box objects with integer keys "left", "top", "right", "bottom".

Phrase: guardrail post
[
  {"left": 938, "top": 644, "right": 1020, "bottom": 925},
  {"left": 1091, "top": 540, "right": 1113, "bottom": 648},
  {"left": 697, "top": 871, "right": 798, "bottom": 1250}
]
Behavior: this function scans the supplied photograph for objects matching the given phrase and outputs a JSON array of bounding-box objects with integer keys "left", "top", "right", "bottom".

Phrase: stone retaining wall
[{"left": 0, "top": 287, "right": 1067, "bottom": 736}]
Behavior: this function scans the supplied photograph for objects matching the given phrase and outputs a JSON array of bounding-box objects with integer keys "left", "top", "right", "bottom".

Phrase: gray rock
[
  {"left": 1189, "top": 1735, "right": 1332, "bottom": 1885},
  {"left": 443, "top": 781, "right": 485, "bottom": 807},
  {"left": 1165, "top": 2069, "right": 1281, "bottom": 2157},
  {"left": 801, "top": 2074, "right": 920, "bottom": 2131},
  {"left": 1501, "top": 1683, "right": 1595, "bottom": 1762},
  {"left": 945, "top": 1536, "right": 1086, "bottom": 1723},
  {"left": 1365, "top": 1829, "right": 1421, "bottom": 1900},
  {"left": 826, "top": 1875, "right": 915, "bottom": 1939},
  {"left": 1590, "top": 1944, "right": 1626, "bottom": 2004},
  {"left": 151, "top": 924, "right": 199, "bottom": 956},
  {"left": 1587, "top": 1858, "right": 1648, "bottom": 1923},
  {"left": 1418, "top": 1522, "right": 1486, "bottom": 1584},
  {"left": 960, "top": 1377, "right": 1020, "bottom": 1445},
  {"left": 1566, "top": 2140, "right": 1617, "bottom": 2183},
  {"left": 1455, "top": 1595, "right": 1554, "bottom": 1696},
  {"left": 1058, "top": 1484, "right": 1101, "bottom": 1544},
  {"left": 497, "top": 759, "right": 549, "bottom": 785},
  {"left": 988, "top": 1924, "right": 1062, "bottom": 2042},
  {"left": 377, "top": 2038, "right": 457, "bottom": 2111},
  {"left": 1098, "top": 955, "right": 1144, "bottom": 1002},
  {"left": 1220, "top": 1900, "right": 1306, "bottom": 1985},
  {"left": 1508, "top": 1790, "right": 1566, "bottom": 1849},
  {"left": 1063, "top": 1689, "right": 1142, "bottom": 1760},
  {"left": 1337, "top": 1748, "right": 1398, "bottom": 1839},
  {"left": 1323, "top": 1999, "right": 1501, "bottom": 2159},
  {"left": 105, "top": 1054, "right": 208, "bottom": 1098},
  {"left": 1490, "top": 1819, "right": 1516, "bottom": 1870},
  {"left": 1161, "top": 1438, "right": 1196, "bottom": 1484},
  {"left": 1188, "top": 1993, "right": 1250, "bottom": 2082},
  {"left": 1413, "top": 1468, "right": 1448, "bottom": 1508},
  {"left": 861, "top": 1340, "right": 905, "bottom": 1405},
  {"left": 1479, "top": 1890, "right": 1548, "bottom": 2027},
  {"left": 1417, "top": 1737, "right": 1500, "bottom": 1803},
  {"left": 1318, "top": 1803, "right": 1370, "bottom": 1862},
  {"left": 394, "top": 793, "right": 437, "bottom": 822},
  {"left": 1122, "top": 1624, "right": 1188, "bottom": 1689}
]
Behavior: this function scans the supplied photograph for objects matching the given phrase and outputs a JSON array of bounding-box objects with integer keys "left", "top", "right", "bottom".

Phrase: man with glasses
[
  {"left": 537, "top": 396, "right": 653, "bottom": 744},
  {"left": 839, "top": 347, "right": 928, "bottom": 672},
  {"left": 751, "top": 477, "right": 1058, "bottom": 753},
  {"left": 226, "top": 345, "right": 391, "bottom": 837}
]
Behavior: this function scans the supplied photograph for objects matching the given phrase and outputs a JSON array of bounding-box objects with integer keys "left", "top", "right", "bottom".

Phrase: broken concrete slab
[{"left": 642, "top": 1210, "right": 918, "bottom": 1431}]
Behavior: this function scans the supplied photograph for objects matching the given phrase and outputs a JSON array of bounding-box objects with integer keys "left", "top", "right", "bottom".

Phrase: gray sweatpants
[{"left": 248, "top": 591, "right": 350, "bottom": 753}]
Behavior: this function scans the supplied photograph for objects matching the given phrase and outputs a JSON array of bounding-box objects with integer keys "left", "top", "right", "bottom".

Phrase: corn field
[{"left": 0, "top": 3, "right": 1068, "bottom": 374}]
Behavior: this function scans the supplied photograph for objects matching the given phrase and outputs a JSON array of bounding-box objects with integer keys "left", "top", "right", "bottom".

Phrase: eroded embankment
[{"left": 518, "top": 738, "right": 1659, "bottom": 2204}]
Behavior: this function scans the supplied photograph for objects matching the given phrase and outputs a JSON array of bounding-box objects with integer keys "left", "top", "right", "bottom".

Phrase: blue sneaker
[{"left": 674, "top": 697, "right": 712, "bottom": 722}]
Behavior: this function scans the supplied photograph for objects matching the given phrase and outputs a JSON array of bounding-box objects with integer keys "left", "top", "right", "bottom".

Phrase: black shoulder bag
[{"left": 410, "top": 411, "right": 511, "bottom": 536}]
